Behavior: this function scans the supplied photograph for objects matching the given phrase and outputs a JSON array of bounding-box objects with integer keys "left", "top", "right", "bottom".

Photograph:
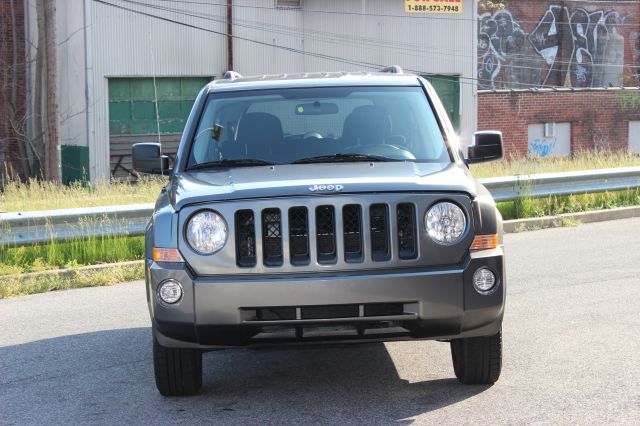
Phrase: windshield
[{"left": 187, "top": 86, "right": 450, "bottom": 168}]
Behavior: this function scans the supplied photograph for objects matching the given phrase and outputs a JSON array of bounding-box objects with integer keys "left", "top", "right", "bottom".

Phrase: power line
[
  {"left": 157, "top": 0, "right": 640, "bottom": 26},
  {"left": 120, "top": 0, "right": 640, "bottom": 79},
  {"left": 91, "top": 0, "right": 495, "bottom": 88},
  {"left": 120, "top": 0, "right": 477, "bottom": 60},
  {"left": 92, "top": 0, "right": 639, "bottom": 89}
]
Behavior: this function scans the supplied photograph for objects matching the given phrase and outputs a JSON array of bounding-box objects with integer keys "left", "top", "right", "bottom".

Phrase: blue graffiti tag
[{"left": 528, "top": 137, "right": 558, "bottom": 158}]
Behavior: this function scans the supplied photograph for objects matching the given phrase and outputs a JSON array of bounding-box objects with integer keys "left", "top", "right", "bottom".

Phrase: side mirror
[
  {"left": 132, "top": 143, "right": 170, "bottom": 174},
  {"left": 467, "top": 131, "right": 503, "bottom": 164}
]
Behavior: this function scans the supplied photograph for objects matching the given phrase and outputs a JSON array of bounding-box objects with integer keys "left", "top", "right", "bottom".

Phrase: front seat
[
  {"left": 342, "top": 105, "right": 391, "bottom": 146},
  {"left": 236, "top": 112, "right": 284, "bottom": 160}
]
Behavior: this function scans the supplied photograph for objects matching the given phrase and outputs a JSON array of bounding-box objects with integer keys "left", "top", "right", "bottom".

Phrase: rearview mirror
[
  {"left": 467, "top": 131, "right": 503, "bottom": 164},
  {"left": 132, "top": 143, "right": 170, "bottom": 174},
  {"left": 295, "top": 102, "right": 339, "bottom": 115}
]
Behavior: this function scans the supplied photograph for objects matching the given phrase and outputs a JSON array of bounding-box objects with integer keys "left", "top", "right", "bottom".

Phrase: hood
[{"left": 169, "top": 162, "right": 479, "bottom": 210}]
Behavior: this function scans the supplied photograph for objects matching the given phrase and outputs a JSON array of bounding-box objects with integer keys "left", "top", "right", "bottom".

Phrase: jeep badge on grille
[{"left": 309, "top": 184, "right": 344, "bottom": 192}]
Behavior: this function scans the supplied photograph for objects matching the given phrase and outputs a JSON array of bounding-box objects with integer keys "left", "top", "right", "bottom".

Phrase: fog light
[
  {"left": 158, "top": 279, "right": 183, "bottom": 304},
  {"left": 472, "top": 268, "right": 497, "bottom": 295}
]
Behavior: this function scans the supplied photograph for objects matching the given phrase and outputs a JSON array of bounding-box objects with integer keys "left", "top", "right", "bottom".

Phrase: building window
[{"left": 275, "top": 0, "right": 301, "bottom": 8}]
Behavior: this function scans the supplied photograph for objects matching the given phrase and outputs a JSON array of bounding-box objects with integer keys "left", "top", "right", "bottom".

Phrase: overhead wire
[
  {"left": 156, "top": 0, "right": 640, "bottom": 26},
  {"left": 92, "top": 0, "right": 491, "bottom": 88},
  {"left": 92, "top": 0, "right": 640, "bottom": 89},
  {"left": 121, "top": 0, "right": 640, "bottom": 74}
]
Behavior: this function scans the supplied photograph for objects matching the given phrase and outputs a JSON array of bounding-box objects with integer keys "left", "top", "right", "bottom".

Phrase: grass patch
[
  {"left": 0, "top": 176, "right": 166, "bottom": 212},
  {"left": 471, "top": 150, "right": 640, "bottom": 179},
  {"left": 0, "top": 151, "right": 638, "bottom": 213},
  {"left": 496, "top": 188, "right": 640, "bottom": 220},
  {"left": 0, "top": 262, "right": 144, "bottom": 298},
  {"left": 0, "top": 235, "right": 145, "bottom": 275}
]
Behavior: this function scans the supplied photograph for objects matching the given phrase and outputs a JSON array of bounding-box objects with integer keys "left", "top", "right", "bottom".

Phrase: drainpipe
[{"left": 227, "top": 0, "right": 233, "bottom": 71}]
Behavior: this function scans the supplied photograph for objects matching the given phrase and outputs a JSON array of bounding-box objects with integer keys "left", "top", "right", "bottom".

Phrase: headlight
[
  {"left": 186, "top": 210, "right": 228, "bottom": 254},
  {"left": 425, "top": 202, "right": 467, "bottom": 244}
]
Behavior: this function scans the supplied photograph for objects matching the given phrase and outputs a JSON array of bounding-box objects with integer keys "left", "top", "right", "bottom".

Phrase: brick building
[
  {"left": 0, "top": 0, "right": 27, "bottom": 182},
  {"left": 477, "top": 0, "right": 640, "bottom": 157}
]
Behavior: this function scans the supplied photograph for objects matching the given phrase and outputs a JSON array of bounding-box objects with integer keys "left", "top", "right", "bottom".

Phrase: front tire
[
  {"left": 153, "top": 334, "right": 203, "bottom": 396},
  {"left": 450, "top": 329, "right": 502, "bottom": 384}
]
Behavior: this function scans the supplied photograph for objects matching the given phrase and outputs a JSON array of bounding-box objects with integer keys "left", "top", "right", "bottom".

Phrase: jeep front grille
[{"left": 235, "top": 202, "right": 419, "bottom": 267}]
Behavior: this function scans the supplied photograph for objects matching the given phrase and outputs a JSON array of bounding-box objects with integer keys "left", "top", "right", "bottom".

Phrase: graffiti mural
[
  {"left": 629, "top": 31, "right": 640, "bottom": 79},
  {"left": 478, "top": 3, "right": 632, "bottom": 89},
  {"left": 478, "top": 10, "right": 526, "bottom": 89}
]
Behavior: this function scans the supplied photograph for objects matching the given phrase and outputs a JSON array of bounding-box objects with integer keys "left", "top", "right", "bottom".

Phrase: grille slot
[
  {"left": 256, "top": 307, "right": 297, "bottom": 321},
  {"left": 370, "top": 204, "right": 390, "bottom": 261},
  {"left": 364, "top": 303, "right": 405, "bottom": 317},
  {"left": 397, "top": 203, "right": 418, "bottom": 259},
  {"left": 262, "top": 208, "right": 283, "bottom": 266},
  {"left": 315, "top": 206, "right": 337, "bottom": 263},
  {"left": 343, "top": 204, "right": 363, "bottom": 263},
  {"left": 235, "top": 210, "right": 256, "bottom": 267},
  {"left": 288, "top": 207, "right": 310, "bottom": 265},
  {"left": 301, "top": 304, "right": 359, "bottom": 320}
]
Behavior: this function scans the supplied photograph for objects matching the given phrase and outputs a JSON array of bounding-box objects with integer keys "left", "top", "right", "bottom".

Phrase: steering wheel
[{"left": 343, "top": 144, "right": 416, "bottom": 160}]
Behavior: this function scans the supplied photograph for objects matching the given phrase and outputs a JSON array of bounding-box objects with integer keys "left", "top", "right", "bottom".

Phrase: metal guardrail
[
  {"left": 1, "top": 167, "right": 639, "bottom": 246},
  {"left": 0, "top": 204, "right": 154, "bottom": 246},
  {"left": 483, "top": 166, "right": 640, "bottom": 202}
]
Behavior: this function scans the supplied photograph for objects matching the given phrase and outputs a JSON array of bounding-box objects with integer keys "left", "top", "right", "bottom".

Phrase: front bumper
[{"left": 147, "top": 248, "right": 505, "bottom": 348}]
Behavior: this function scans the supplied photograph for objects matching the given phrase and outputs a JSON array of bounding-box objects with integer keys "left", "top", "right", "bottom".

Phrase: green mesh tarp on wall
[{"left": 108, "top": 77, "right": 210, "bottom": 135}]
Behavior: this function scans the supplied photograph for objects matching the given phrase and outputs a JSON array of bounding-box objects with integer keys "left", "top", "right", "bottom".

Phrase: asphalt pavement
[{"left": 1, "top": 218, "right": 639, "bottom": 425}]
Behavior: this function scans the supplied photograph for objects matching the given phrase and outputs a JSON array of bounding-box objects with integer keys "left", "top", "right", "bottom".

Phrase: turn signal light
[
  {"left": 470, "top": 234, "right": 499, "bottom": 251},
  {"left": 153, "top": 247, "right": 184, "bottom": 263}
]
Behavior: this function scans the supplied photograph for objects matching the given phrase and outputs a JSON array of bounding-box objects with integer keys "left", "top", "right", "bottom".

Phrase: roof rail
[
  {"left": 223, "top": 70, "right": 243, "bottom": 80},
  {"left": 380, "top": 65, "right": 404, "bottom": 74}
]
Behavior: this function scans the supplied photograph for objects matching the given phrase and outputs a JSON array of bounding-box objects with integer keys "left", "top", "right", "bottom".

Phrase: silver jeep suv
[{"left": 133, "top": 67, "right": 505, "bottom": 396}]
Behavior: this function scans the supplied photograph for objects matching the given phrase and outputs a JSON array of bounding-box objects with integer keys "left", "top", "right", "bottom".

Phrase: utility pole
[
  {"left": 35, "top": 0, "right": 60, "bottom": 183},
  {"left": 227, "top": 0, "right": 233, "bottom": 71},
  {"left": 43, "top": 0, "right": 60, "bottom": 183}
]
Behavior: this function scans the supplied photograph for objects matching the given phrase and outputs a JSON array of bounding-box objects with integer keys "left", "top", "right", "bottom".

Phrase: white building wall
[
  {"left": 27, "top": 0, "right": 476, "bottom": 181},
  {"left": 87, "top": 0, "right": 228, "bottom": 180},
  {"left": 234, "top": 0, "right": 477, "bottom": 148}
]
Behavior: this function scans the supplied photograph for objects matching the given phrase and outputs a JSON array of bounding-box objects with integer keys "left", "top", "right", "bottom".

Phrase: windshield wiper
[
  {"left": 292, "top": 153, "right": 398, "bottom": 164},
  {"left": 188, "top": 159, "right": 276, "bottom": 170}
]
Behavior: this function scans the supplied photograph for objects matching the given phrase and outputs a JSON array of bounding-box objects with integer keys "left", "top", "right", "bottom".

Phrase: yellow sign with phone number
[{"left": 405, "top": 0, "right": 463, "bottom": 14}]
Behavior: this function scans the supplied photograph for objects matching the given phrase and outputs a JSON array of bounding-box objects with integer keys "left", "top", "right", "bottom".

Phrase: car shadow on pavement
[{"left": 1, "top": 327, "right": 491, "bottom": 424}]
